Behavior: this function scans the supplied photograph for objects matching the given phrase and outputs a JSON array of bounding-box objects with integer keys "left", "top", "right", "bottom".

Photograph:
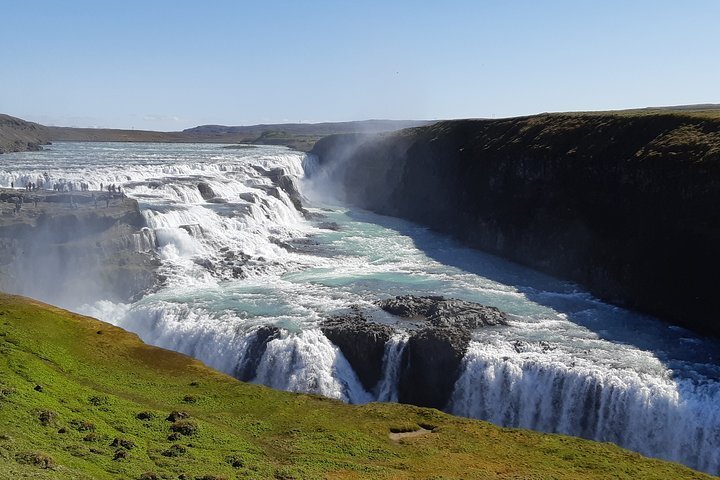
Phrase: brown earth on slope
[{"left": 0, "top": 114, "right": 50, "bottom": 153}]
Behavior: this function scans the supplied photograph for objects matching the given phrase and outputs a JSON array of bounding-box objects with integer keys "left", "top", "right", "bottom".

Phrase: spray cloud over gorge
[{"left": 1, "top": 142, "right": 719, "bottom": 475}]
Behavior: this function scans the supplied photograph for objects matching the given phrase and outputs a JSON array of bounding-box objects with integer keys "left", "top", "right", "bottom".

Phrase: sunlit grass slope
[{"left": 0, "top": 293, "right": 712, "bottom": 479}]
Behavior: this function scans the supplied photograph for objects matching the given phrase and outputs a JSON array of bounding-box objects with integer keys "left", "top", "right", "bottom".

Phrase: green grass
[{"left": 0, "top": 293, "right": 713, "bottom": 479}]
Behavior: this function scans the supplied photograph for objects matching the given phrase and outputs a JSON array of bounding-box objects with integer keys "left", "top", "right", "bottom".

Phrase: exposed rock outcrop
[
  {"left": 398, "top": 325, "right": 471, "bottom": 409},
  {"left": 0, "top": 189, "right": 158, "bottom": 306},
  {"left": 377, "top": 295, "right": 507, "bottom": 329},
  {"left": 310, "top": 112, "right": 720, "bottom": 337},
  {"left": 321, "top": 311, "right": 395, "bottom": 391},
  {"left": 235, "top": 326, "right": 281, "bottom": 381},
  {"left": 322, "top": 295, "right": 508, "bottom": 409},
  {"left": 197, "top": 182, "right": 216, "bottom": 201}
]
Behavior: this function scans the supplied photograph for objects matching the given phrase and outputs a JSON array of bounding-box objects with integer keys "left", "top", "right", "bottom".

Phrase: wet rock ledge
[
  {"left": 0, "top": 188, "right": 159, "bottom": 305},
  {"left": 322, "top": 295, "right": 508, "bottom": 409}
]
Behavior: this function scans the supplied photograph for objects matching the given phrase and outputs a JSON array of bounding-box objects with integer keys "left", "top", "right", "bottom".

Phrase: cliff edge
[
  {"left": 310, "top": 111, "right": 720, "bottom": 337},
  {"left": 0, "top": 188, "right": 158, "bottom": 307}
]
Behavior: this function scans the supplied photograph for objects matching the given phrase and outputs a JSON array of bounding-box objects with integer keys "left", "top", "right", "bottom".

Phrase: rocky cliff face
[
  {"left": 310, "top": 112, "right": 720, "bottom": 337},
  {"left": 322, "top": 296, "right": 508, "bottom": 409},
  {"left": 0, "top": 190, "right": 159, "bottom": 307},
  {"left": 0, "top": 114, "right": 50, "bottom": 154}
]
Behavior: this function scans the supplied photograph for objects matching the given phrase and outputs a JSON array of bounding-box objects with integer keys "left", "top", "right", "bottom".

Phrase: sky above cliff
[{"left": 2, "top": 0, "right": 719, "bottom": 130}]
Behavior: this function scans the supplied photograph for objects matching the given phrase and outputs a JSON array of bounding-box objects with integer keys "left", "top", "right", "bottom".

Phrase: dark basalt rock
[
  {"left": 321, "top": 312, "right": 395, "bottom": 391},
  {"left": 235, "top": 326, "right": 281, "bottom": 381},
  {"left": 197, "top": 182, "right": 216, "bottom": 201},
  {"left": 398, "top": 326, "right": 471, "bottom": 408},
  {"left": 322, "top": 295, "right": 508, "bottom": 409},
  {"left": 317, "top": 221, "right": 340, "bottom": 231},
  {"left": 277, "top": 174, "right": 304, "bottom": 212},
  {"left": 377, "top": 295, "right": 508, "bottom": 328}
]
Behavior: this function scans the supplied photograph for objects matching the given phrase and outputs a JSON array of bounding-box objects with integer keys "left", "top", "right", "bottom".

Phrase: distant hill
[
  {"left": 183, "top": 119, "right": 433, "bottom": 136},
  {"left": 41, "top": 119, "right": 432, "bottom": 152},
  {"left": 0, "top": 114, "right": 50, "bottom": 154},
  {"left": 2, "top": 106, "right": 719, "bottom": 154}
]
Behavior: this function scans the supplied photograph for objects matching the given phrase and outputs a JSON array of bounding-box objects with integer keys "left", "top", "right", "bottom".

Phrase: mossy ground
[{"left": 0, "top": 293, "right": 712, "bottom": 479}]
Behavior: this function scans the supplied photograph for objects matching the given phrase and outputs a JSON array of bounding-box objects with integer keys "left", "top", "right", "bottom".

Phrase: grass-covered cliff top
[{"left": 0, "top": 294, "right": 711, "bottom": 479}]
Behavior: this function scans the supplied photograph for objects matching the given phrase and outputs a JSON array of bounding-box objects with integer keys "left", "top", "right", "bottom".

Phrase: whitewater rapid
[{"left": 2, "top": 142, "right": 719, "bottom": 475}]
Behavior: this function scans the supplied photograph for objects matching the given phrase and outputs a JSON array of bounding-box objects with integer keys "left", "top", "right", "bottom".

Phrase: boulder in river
[
  {"left": 235, "top": 326, "right": 281, "bottom": 381},
  {"left": 322, "top": 295, "right": 508, "bottom": 409},
  {"left": 377, "top": 295, "right": 508, "bottom": 328},
  {"left": 197, "top": 182, "right": 216, "bottom": 201},
  {"left": 321, "top": 311, "right": 395, "bottom": 391}
]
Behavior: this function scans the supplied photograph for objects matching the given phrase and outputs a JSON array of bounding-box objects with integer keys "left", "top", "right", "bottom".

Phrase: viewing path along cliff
[{"left": 309, "top": 111, "right": 720, "bottom": 337}]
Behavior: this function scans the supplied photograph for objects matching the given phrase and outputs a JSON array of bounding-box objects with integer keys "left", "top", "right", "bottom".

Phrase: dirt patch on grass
[{"left": 388, "top": 427, "right": 432, "bottom": 441}]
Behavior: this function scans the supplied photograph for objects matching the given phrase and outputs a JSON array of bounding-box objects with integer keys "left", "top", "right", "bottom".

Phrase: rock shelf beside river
[{"left": 0, "top": 187, "right": 159, "bottom": 306}]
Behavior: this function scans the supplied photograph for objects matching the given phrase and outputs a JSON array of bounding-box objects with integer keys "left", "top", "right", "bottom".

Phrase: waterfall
[
  {"left": 375, "top": 332, "right": 409, "bottom": 402},
  {"left": 254, "top": 329, "right": 372, "bottom": 404},
  {"left": 449, "top": 341, "right": 720, "bottom": 474}
]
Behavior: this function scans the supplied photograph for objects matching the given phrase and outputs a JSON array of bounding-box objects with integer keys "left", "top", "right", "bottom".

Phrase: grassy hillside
[
  {"left": 0, "top": 294, "right": 712, "bottom": 479},
  {"left": 44, "top": 120, "right": 431, "bottom": 152},
  {"left": 0, "top": 114, "right": 49, "bottom": 154}
]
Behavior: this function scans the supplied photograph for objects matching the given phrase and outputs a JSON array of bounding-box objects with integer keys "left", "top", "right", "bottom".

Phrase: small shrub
[
  {"left": 189, "top": 381, "right": 200, "bottom": 387},
  {"left": 33, "top": 385, "right": 43, "bottom": 392},
  {"left": 0, "top": 387, "right": 15, "bottom": 400},
  {"left": 136, "top": 411, "right": 155, "bottom": 421},
  {"left": 139, "top": 473, "right": 160, "bottom": 480},
  {"left": 57, "top": 427, "right": 67, "bottom": 434},
  {"left": 226, "top": 454, "right": 244, "bottom": 468},
  {"left": 167, "top": 432, "right": 182, "bottom": 441},
  {"left": 88, "top": 395, "right": 108, "bottom": 406},
  {"left": 113, "top": 448, "right": 129, "bottom": 461},
  {"left": 83, "top": 432, "right": 100, "bottom": 442},
  {"left": 70, "top": 419, "right": 95, "bottom": 432},
  {"left": 15, "top": 451, "right": 55, "bottom": 469},
  {"left": 166, "top": 410, "right": 190, "bottom": 422},
  {"left": 170, "top": 420, "right": 198, "bottom": 436},
  {"left": 182, "top": 395, "right": 198, "bottom": 404},
  {"left": 110, "top": 438, "right": 136, "bottom": 450},
  {"left": 196, "top": 476, "right": 228, "bottom": 480},
  {"left": 273, "top": 469, "right": 296, "bottom": 480},
  {"left": 161, "top": 444, "right": 187, "bottom": 457},
  {"left": 37, "top": 410, "right": 57, "bottom": 426}
]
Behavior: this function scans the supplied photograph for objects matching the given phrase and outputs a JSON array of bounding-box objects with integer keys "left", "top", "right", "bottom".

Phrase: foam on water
[
  {"left": 2, "top": 142, "right": 719, "bottom": 474},
  {"left": 450, "top": 340, "right": 720, "bottom": 473}
]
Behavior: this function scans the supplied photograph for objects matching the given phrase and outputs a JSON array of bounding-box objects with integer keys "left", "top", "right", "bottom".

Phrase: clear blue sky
[{"left": 2, "top": 0, "right": 719, "bottom": 130}]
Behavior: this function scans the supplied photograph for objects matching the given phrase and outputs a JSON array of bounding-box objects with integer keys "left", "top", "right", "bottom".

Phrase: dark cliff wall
[{"left": 310, "top": 113, "right": 720, "bottom": 337}]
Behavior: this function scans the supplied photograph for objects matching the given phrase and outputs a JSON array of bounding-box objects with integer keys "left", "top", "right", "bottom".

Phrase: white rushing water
[{"left": 1, "top": 142, "right": 719, "bottom": 474}]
